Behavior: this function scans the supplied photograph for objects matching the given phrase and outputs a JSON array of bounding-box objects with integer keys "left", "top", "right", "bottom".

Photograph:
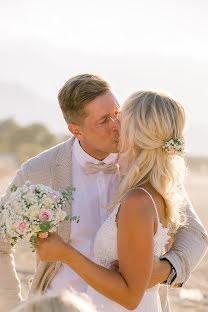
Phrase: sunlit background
[
  {"left": 0, "top": 1, "right": 208, "bottom": 311},
  {"left": 1, "top": 0, "right": 208, "bottom": 156}
]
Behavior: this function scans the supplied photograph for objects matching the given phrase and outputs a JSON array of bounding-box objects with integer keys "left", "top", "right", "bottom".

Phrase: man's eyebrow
[
  {"left": 97, "top": 114, "right": 109, "bottom": 122},
  {"left": 97, "top": 107, "right": 120, "bottom": 122}
]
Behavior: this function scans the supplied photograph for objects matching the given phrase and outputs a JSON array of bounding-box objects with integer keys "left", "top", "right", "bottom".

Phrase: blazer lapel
[
  {"left": 51, "top": 136, "right": 75, "bottom": 243},
  {"left": 29, "top": 137, "right": 75, "bottom": 296}
]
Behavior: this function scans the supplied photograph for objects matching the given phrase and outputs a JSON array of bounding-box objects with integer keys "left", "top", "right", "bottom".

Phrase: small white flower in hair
[{"left": 163, "top": 136, "right": 185, "bottom": 156}]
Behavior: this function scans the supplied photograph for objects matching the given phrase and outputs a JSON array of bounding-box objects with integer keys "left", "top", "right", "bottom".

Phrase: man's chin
[{"left": 110, "top": 142, "right": 120, "bottom": 153}]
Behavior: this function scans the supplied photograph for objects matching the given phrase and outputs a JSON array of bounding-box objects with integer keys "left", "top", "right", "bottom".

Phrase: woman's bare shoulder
[{"left": 119, "top": 187, "right": 155, "bottom": 222}]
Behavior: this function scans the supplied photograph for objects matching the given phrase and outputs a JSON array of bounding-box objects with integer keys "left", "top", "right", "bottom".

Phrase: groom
[{"left": 0, "top": 74, "right": 207, "bottom": 312}]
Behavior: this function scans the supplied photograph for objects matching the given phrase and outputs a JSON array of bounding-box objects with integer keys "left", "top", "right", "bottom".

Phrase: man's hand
[
  {"left": 148, "top": 257, "right": 172, "bottom": 288},
  {"left": 36, "top": 232, "right": 69, "bottom": 262},
  {"left": 110, "top": 260, "right": 119, "bottom": 272}
]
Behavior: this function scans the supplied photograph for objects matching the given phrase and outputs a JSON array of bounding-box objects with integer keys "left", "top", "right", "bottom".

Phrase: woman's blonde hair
[{"left": 114, "top": 90, "right": 187, "bottom": 233}]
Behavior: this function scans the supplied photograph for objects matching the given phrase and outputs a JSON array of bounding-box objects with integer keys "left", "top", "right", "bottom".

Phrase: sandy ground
[{"left": 0, "top": 168, "right": 207, "bottom": 311}]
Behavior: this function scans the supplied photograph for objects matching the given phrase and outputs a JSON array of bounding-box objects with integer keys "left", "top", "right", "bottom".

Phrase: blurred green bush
[{"left": 0, "top": 119, "right": 70, "bottom": 165}]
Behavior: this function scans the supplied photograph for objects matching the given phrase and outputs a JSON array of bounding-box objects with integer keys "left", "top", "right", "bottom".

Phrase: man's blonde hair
[
  {"left": 58, "top": 73, "right": 112, "bottom": 125},
  {"left": 113, "top": 90, "right": 187, "bottom": 233}
]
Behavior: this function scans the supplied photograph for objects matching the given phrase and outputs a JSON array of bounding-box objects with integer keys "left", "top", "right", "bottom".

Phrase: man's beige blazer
[{"left": 0, "top": 137, "right": 207, "bottom": 312}]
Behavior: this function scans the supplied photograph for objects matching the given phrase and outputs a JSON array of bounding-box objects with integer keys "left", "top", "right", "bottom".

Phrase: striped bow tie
[{"left": 84, "top": 162, "right": 119, "bottom": 175}]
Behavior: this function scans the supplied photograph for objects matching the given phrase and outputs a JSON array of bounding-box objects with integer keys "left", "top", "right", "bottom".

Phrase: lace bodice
[
  {"left": 88, "top": 187, "right": 170, "bottom": 311},
  {"left": 94, "top": 187, "right": 170, "bottom": 270}
]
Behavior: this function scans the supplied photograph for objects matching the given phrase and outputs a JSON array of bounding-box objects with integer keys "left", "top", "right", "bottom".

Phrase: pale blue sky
[{"left": 1, "top": 0, "right": 208, "bottom": 156}]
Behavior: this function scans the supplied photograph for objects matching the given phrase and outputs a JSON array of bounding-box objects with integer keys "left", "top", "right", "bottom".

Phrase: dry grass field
[{"left": 0, "top": 163, "right": 207, "bottom": 311}]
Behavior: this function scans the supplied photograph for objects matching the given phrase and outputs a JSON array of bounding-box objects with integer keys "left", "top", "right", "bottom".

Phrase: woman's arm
[{"left": 37, "top": 191, "right": 155, "bottom": 310}]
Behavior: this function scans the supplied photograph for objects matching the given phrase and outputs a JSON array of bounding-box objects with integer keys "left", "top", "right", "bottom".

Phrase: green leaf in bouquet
[
  {"left": 11, "top": 237, "right": 18, "bottom": 247},
  {"left": 62, "top": 186, "right": 76, "bottom": 202},
  {"left": 70, "top": 216, "right": 80, "bottom": 224},
  {"left": 11, "top": 185, "right": 17, "bottom": 192},
  {"left": 0, "top": 205, "right": 5, "bottom": 212},
  {"left": 29, "top": 235, "right": 38, "bottom": 252},
  {"left": 40, "top": 221, "right": 52, "bottom": 233},
  {"left": 64, "top": 215, "right": 80, "bottom": 223}
]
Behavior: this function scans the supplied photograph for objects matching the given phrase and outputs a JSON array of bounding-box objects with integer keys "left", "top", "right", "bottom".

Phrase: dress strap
[{"left": 132, "top": 186, "right": 160, "bottom": 226}]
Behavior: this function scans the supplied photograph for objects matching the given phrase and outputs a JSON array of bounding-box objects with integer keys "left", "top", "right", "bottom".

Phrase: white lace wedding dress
[{"left": 87, "top": 187, "right": 170, "bottom": 312}]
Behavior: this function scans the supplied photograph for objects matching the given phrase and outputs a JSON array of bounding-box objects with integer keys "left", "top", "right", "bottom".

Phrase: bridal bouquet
[{"left": 0, "top": 181, "right": 78, "bottom": 251}]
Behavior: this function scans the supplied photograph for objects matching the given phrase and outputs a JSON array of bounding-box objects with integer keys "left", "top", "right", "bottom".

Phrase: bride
[{"left": 37, "top": 90, "right": 186, "bottom": 311}]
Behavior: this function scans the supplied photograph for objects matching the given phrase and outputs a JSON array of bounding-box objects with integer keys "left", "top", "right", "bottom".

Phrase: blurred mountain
[
  {"left": 1, "top": 82, "right": 53, "bottom": 119},
  {"left": 1, "top": 81, "right": 44, "bottom": 104},
  {"left": 0, "top": 81, "right": 67, "bottom": 134}
]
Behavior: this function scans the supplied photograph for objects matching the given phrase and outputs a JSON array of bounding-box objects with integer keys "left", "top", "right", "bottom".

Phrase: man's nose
[{"left": 109, "top": 116, "right": 120, "bottom": 129}]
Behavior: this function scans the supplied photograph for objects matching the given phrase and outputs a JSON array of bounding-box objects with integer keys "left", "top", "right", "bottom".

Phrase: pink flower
[
  {"left": 39, "top": 232, "right": 48, "bottom": 238},
  {"left": 51, "top": 191, "right": 60, "bottom": 202},
  {"left": 15, "top": 221, "right": 27, "bottom": 235},
  {"left": 169, "top": 145, "right": 174, "bottom": 151},
  {"left": 39, "top": 208, "right": 52, "bottom": 221},
  {"left": 11, "top": 199, "right": 18, "bottom": 208}
]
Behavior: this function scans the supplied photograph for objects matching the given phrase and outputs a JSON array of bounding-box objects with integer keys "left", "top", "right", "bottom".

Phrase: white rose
[
  {"left": 43, "top": 196, "right": 53, "bottom": 208},
  {"left": 24, "top": 192, "right": 37, "bottom": 204},
  {"left": 15, "top": 204, "right": 23, "bottom": 216},
  {"left": 6, "top": 218, "right": 16, "bottom": 232},
  {"left": 30, "top": 224, "right": 40, "bottom": 233},
  {"left": 55, "top": 209, "right": 66, "bottom": 223},
  {"left": 10, "top": 191, "right": 18, "bottom": 200},
  {"left": 28, "top": 204, "right": 40, "bottom": 218}
]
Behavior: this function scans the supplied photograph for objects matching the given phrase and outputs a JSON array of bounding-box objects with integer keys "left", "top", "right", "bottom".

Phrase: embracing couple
[{"left": 0, "top": 74, "right": 207, "bottom": 312}]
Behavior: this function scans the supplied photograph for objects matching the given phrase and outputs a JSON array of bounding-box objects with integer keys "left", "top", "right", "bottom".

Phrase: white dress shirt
[{"left": 47, "top": 138, "right": 119, "bottom": 294}]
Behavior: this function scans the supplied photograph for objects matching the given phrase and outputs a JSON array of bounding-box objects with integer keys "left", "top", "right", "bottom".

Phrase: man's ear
[{"left": 68, "top": 123, "right": 83, "bottom": 140}]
